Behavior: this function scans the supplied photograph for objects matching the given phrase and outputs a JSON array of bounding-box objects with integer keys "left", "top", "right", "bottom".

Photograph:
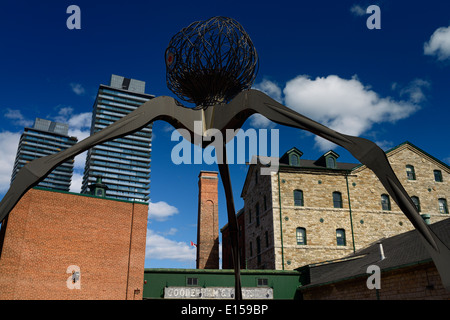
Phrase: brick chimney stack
[{"left": 196, "top": 171, "right": 219, "bottom": 269}]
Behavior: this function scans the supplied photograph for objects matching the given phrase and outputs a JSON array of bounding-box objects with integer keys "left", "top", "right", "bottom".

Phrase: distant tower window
[
  {"left": 289, "top": 154, "right": 300, "bottom": 166},
  {"left": 406, "top": 165, "right": 416, "bottom": 180},
  {"left": 381, "top": 194, "right": 391, "bottom": 211},
  {"left": 296, "top": 227, "right": 307, "bottom": 245},
  {"left": 439, "top": 198, "right": 448, "bottom": 214},
  {"left": 333, "top": 191, "right": 343, "bottom": 208},
  {"left": 411, "top": 196, "right": 421, "bottom": 212},
  {"left": 434, "top": 170, "right": 443, "bottom": 182},
  {"left": 294, "top": 190, "right": 304, "bottom": 206},
  {"left": 336, "top": 229, "right": 346, "bottom": 246}
]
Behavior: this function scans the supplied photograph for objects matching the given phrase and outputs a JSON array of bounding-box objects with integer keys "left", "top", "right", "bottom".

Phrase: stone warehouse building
[{"left": 223, "top": 141, "right": 449, "bottom": 271}]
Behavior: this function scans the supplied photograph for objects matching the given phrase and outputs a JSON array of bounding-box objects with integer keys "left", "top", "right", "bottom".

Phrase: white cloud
[
  {"left": 250, "top": 79, "right": 282, "bottom": 129},
  {"left": 250, "top": 75, "right": 422, "bottom": 150},
  {"left": 398, "top": 79, "right": 431, "bottom": 104},
  {"left": 70, "top": 172, "right": 83, "bottom": 193},
  {"left": 68, "top": 113, "right": 91, "bottom": 131},
  {"left": 253, "top": 79, "right": 283, "bottom": 103},
  {"left": 281, "top": 75, "right": 420, "bottom": 150},
  {"left": 375, "top": 140, "right": 394, "bottom": 151},
  {"left": 350, "top": 4, "right": 366, "bottom": 16},
  {"left": 145, "top": 229, "right": 195, "bottom": 262},
  {"left": 70, "top": 83, "right": 86, "bottom": 96},
  {"left": 3, "top": 109, "right": 34, "bottom": 127},
  {"left": 0, "top": 131, "right": 21, "bottom": 194},
  {"left": 248, "top": 114, "right": 276, "bottom": 129},
  {"left": 162, "top": 228, "right": 178, "bottom": 236},
  {"left": 148, "top": 201, "right": 179, "bottom": 222},
  {"left": 424, "top": 26, "right": 450, "bottom": 60},
  {"left": 53, "top": 107, "right": 91, "bottom": 133}
]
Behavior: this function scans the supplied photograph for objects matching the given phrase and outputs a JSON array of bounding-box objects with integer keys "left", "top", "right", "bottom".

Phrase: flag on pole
[{"left": 190, "top": 241, "right": 197, "bottom": 247}]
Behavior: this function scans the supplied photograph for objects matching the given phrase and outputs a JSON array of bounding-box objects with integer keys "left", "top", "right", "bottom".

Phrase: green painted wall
[{"left": 143, "top": 268, "right": 303, "bottom": 300}]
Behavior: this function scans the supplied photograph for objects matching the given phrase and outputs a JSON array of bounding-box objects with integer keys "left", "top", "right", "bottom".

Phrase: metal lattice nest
[{"left": 165, "top": 16, "right": 259, "bottom": 107}]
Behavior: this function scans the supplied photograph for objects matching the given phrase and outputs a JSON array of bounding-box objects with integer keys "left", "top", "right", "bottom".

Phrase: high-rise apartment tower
[
  {"left": 11, "top": 118, "right": 78, "bottom": 191},
  {"left": 81, "top": 75, "right": 154, "bottom": 202}
]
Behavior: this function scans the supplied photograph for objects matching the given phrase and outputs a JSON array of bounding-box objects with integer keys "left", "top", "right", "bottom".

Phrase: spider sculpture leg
[
  {"left": 217, "top": 145, "right": 243, "bottom": 300},
  {"left": 0, "top": 96, "right": 200, "bottom": 222},
  {"left": 219, "top": 89, "right": 450, "bottom": 290}
]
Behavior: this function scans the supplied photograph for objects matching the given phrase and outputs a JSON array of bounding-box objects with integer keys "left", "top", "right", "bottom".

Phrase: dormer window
[
  {"left": 315, "top": 150, "right": 339, "bottom": 169},
  {"left": 326, "top": 156, "right": 336, "bottom": 169},
  {"left": 289, "top": 154, "right": 300, "bottom": 166},
  {"left": 281, "top": 147, "right": 303, "bottom": 167}
]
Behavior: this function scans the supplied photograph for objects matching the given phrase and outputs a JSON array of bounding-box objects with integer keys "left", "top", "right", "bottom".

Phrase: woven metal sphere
[{"left": 165, "top": 16, "right": 259, "bottom": 107}]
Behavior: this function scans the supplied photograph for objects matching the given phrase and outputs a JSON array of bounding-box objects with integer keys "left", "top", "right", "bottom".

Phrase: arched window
[
  {"left": 381, "top": 194, "right": 391, "bottom": 211},
  {"left": 290, "top": 154, "right": 300, "bottom": 166},
  {"left": 326, "top": 156, "right": 336, "bottom": 169},
  {"left": 411, "top": 196, "right": 421, "bottom": 212},
  {"left": 336, "top": 229, "right": 346, "bottom": 246},
  {"left": 406, "top": 165, "right": 416, "bottom": 180},
  {"left": 296, "top": 227, "right": 307, "bottom": 245},
  {"left": 439, "top": 198, "right": 448, "bottom": 214},
  {"left": 333, "top": 191, "right": 343, "bottom": 208},
  {"left": 294, "top": 190, "right": 304, "bottom": 206}
]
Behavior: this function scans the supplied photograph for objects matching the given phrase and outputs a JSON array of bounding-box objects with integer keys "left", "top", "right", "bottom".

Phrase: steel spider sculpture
[{"left": 1, "top": 16, "right": 449, "bottom": 299}]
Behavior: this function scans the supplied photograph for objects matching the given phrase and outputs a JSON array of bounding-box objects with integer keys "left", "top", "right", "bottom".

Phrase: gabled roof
[
  {"left": 313, "top": 150, "right": 340, "bottom": 167},
  {"left": 297, "top": 218, "right": 450, "bottom": 290},
  {"left": 352, "top": 141, "right": 450, "bottom": 172},
  {"left": 279, "top": 147, "right": 303, "bottom": 165}
]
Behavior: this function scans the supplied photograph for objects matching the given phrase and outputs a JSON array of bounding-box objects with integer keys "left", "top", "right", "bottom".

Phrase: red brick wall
[
  {"left": 0, "top": 188, "right": 148, "bottom": 300},
  {"left": 196, "top": 171, "right": 219, "bottom": 269},
  {"left": 301, "top": 262, "right": 450, "bottom": 300}
]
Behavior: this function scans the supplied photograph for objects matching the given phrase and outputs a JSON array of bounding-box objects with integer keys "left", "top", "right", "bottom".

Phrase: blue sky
[{"left": 0, "top": 0, "right": 449, "bottom": 269}]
